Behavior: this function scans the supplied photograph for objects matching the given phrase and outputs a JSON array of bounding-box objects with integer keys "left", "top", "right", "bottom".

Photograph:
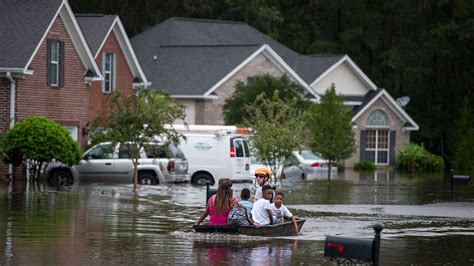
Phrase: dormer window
[
  {"left": 102, "top": 53, "right": 116, "bottom": 93},
  {"left": 47, "top": 39, "right": 64, "bottom": 86}
]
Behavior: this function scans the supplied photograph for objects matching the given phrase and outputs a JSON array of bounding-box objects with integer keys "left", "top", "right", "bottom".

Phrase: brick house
[
  {"left": 76, "top": 14, "right": 149, "bottom": 121},
  {"left": 131, "top": 17, "right": 419, "bottom": 167},
  {"left": 0, "top": 0, "right": 148, "bottom": 178}
]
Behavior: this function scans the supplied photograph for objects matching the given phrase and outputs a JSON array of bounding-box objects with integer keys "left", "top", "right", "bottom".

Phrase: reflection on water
[{"left": 0, "top": 169, "right": 473, "bottom": 264}]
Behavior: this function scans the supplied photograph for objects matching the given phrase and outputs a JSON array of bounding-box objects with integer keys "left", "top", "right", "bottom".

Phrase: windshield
[{"left": 300, "top": 150, "right": 323, "bottom": 160}]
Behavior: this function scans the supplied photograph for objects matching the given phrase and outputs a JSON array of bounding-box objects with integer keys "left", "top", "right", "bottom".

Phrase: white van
[{"left": 170, "top": 125, "right": 252, "bottom": 185}]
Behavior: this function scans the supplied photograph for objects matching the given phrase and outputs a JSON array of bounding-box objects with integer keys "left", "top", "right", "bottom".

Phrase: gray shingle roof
[
  {"left": 76, "top": 14, "right": 117, "bottom": 56},
  {"left": 352, "top": 88, "right": 383, "bottom": 117},
  {"left": 0, "top": 0, "right": 62, "bottom": 69},
  {"left": 293, "top": 54, "right": 345, "bottom": 84},
  {"left": 131, "top": 17, "right": 347, "bottom": 96},
  {"left": 145, "top": 45, "right": 259, "bottom": 95}
]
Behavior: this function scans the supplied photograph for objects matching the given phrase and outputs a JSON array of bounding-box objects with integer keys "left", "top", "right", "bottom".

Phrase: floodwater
[{"left": 0, "top": 169, "right": 473, "bottom": 265}]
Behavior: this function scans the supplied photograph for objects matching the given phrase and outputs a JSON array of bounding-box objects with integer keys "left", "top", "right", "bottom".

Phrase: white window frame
[
  {"left": 50, "top": 40, "right": 60, "bottom": 86},
  {"left": 366, "top": 129, "right": 390, "bottom": 165},
  {"left": 102, "top": 53, "right": 116, "bottom": 93}
]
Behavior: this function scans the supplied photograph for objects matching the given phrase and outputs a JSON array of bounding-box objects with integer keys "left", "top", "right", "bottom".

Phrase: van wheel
[
  {"left": 192, "top": 173, "right": 214, "bottom": 186},
  {"left": 138, "top": 172, "right": 158, "bottom": 185}
]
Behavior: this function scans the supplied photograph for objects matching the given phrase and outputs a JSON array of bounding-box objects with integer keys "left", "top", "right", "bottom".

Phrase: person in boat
[
  {"left": 270, "top": 192, "right": 298, "bottom": 236},
  {"left": 251, "top": 185, "right": 274, "bottom": 226},
  {"left": 239, "top": 188, "right": 253, "bottom": 215},
  {"left": 253, "top": 168, "right": 275, "bottom": 203},
  {"left": 195, "top": 178, "right": 238, "bottom": 225}
]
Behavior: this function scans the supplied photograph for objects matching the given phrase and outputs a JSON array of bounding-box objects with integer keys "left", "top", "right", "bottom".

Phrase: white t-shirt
[
  {"left": 251, "top": 198, "right": 272, "bottom": 225},
  {"left": 270, "top": 203, "right": 293, "bottom": 218}
]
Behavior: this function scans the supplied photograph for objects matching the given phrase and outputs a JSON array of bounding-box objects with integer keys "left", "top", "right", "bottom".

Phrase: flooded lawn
[{"left": 0, "top": 170, "right": 473, "bottom": 265}]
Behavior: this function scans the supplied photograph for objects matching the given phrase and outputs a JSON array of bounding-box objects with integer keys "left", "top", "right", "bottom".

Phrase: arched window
[
  {"left": 367, "top": 110, "right": 389, "bottom": 127},
  {"left": 365, "top": 110, "right": 390, "bottom": 164}
]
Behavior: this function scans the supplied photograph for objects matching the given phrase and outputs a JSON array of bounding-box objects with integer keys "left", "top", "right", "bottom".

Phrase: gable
[{"left": 312, "top": 62, "right": 371, "bottom": 95}]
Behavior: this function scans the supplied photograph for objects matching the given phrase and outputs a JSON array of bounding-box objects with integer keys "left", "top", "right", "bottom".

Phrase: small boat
[{"left": 193, "top": 218, "right": 306, "bottom": 237}]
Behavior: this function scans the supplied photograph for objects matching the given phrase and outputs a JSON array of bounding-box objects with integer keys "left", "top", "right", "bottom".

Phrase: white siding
[
  {"left": 312, "top": 62, "right": 370, "bottom": 96},
  {"left": 177, "top": 99, "right": 196, "bottom": 125}
]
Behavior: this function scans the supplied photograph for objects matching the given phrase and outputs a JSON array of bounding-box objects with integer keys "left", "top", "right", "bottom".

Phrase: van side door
[{"left": 230, "top": 137, "right": 250, "bottom": 179}]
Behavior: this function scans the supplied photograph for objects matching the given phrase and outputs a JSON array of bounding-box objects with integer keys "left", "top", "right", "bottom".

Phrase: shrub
[
  {"left": 336, "top": 162, "right": 345, "bottom": 172},
  {"left": 397, "top": 143, "right": 444, "bottom": 172},
  {"left": 2, "top": 116, "right": 82, "bottom": 179},
  {"left": 354, "top": 161, "right": 376, "bottom": 171}
]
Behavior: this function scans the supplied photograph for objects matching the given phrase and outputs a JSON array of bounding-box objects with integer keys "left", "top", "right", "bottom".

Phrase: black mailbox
[
  {"left": 324, "top": 236, "right": 374, "bottom": 262},
  {"left": 453, "top": 175, "right": 470, "bottom": 185},
  {"left": 206, "top": 185, "right": 217, "bottom": 203},
  {"left": 324, "top": 224, "right": 383, "bottom": 266}
]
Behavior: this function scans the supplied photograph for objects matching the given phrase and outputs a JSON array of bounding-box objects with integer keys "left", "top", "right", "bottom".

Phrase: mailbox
[
  {"left": 453, "top": 175, "right": 470, "bottom": 185},
  {"left": 324, "top": 236, "right": 374, "bottom": 262}
]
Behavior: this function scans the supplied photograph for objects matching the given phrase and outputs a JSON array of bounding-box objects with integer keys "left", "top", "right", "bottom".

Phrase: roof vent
[{"left": 153, "top": 55, "right": 157, "bottom": 61}]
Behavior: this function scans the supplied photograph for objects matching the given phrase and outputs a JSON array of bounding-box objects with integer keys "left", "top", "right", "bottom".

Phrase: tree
[
  {"left": 91, "top": 88, "right": 185, "bottom": 192},
  {"left": 1, "top": 116, "right": 81, "bottom": 180},
  {"left": 307, "top": 85, "right": 355, "bottom": 182},
  {"left": 223, "top": 74, "right": 309, "bottom": 125},
  {"left": 246, "top": 90, "right": 306, "bottom": 181}
]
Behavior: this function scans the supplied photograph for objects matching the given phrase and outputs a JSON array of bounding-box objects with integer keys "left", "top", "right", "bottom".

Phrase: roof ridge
[
  {"left": 170, "top": 17, "right": 246, "bottom": 24},
  {"left": 155, "top": 44, "right": 260, "bottom": 48},
  {"left": 76, "top": 13, "right": 117, "bottom": 18},
  {"left": 305, "top": 54, "right": 345, "bottom": 57}
]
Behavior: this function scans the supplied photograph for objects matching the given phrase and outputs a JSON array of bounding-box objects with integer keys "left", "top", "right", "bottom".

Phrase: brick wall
[
  {"left": 1, "top": 16, "right": 92, "bottom": 179},
  {"left": 195, "top": 53, "right": 285, "bottom": 124},
  {"left": 15, "top": 16, "right": 90, "bottom": 151},
  {"left": 345, "top": 96, "right": 411, "bottom": 167},
  {"left": 0, "top": 78, "right": 10, "bottom": 178},
  {"left": 89, "top": 30, "right": 134, "bottom": 121}
]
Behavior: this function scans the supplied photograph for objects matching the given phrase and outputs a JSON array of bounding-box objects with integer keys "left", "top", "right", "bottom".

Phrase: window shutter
[
  {"left": 101, "top": 53, "right": 106, "bottom": 92},
  {"left": 47, "top": 39, "right": 52, "bottom": 85},
  {"left": 389, "top": 131, "right": 396, "bottom": 165},
  {"left": 360, "top": 130, "right": 366, "bottom": 161},
  {"left": 112, "top": 53, "right": 117, "bottom": 91},
  {"left": 58, "top": 41, "right": 64, "bottom": 86}
]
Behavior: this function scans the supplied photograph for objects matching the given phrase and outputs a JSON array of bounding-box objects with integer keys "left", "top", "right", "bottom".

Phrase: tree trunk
[
  {"left": 133, "top": 159, "right": 138, "bottom": 192},
  {"left": 327, "top": 160, "right": 332, "bottom": 183}
]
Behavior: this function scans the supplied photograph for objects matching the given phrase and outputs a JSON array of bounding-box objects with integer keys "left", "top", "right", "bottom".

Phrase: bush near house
[
  {"left": 397, "top": 143, "right": 444, "bottom": 172},
  {"left": 354, "top": 161, "right": 376, "bottom": 171},
  {"left": 1, "top": 116, "right": 81, "bottom": 180}
]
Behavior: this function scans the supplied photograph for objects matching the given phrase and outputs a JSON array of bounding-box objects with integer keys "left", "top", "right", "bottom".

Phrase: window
[
  {"left": 367, "top": 110, "right": 389, "bottom": 128},
  {"left": 47, "top": 39, "right": 64, "bottom": 86},
  {"left": 102, "top": 53, "right": 116, "bottom": 93},
  {"left": 85, "top": 144, "right": 114, "bottom": 159},
  {"left": 234, "top": 139, "right": 244, "bottom": 157}
]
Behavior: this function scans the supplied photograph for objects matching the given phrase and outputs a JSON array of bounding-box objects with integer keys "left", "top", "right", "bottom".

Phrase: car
[
  {"left": 45, "top": 142, "right": 190, "bottom": 185},
  {"left": 282, "top": 150, "right": 336, "bottom": 179}
]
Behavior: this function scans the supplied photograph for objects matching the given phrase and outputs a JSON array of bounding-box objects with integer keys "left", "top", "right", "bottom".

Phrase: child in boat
[
  {"left": 270, "top": 192, "right": 298, "bottom": 236},
  {"left": 239, "top": 188, "right": 253, "bottom": 215},
  {"left": 251, "top": 185, "right": 274, "bottom": 226},
  {"left": 253, "top": 167, "right": 275, "bottom": 203}
]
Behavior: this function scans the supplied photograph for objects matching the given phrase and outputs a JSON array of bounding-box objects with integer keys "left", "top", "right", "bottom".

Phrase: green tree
[
  {"left": 224, "top": 74, "right": 309, "bottom": 125},
  {"left": 246, "top": 90, "right": 305, "bottom": 181},
  {"left": 1, "top": 116, "right": 81, "bottom": 180},
  {"left": 91, "top": 88, "right": 185, "bottom": 191},
  {"left": 307, "top": 85, "right": 355, "bottom": 181}
]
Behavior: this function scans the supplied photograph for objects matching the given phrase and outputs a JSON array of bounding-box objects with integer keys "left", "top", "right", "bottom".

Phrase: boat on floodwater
[{"left": 193, "top": 218, "right": 306, "bottom": 237}]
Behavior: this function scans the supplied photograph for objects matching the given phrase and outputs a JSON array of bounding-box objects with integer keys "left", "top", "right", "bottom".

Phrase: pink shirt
[{"left": 208, "top": 195, "right": 238, "bottom": 225}]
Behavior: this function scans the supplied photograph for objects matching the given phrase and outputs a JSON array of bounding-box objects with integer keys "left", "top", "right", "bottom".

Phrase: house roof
[
  {"left": 352, "top": 88, "right": 419, "bottom": 130},
  {"left": 147, "top": 45, "right": 259, "bottom": 95},
  {"left": 132, "top": 17, "right": 340, "bottom": 96},
  {"left": 0, "top": 0, "right": 62, "bottom": 69},
  {"left": 0, "top": 0, "right": 101, "bottom": 79},
  {"left": 76, "top": 14, "right": 117, "bottom": 56}
]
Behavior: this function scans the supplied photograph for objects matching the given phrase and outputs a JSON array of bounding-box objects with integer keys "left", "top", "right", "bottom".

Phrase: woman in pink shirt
[{"left": 195, "top": 178, "right": 238, "bottom": 225}]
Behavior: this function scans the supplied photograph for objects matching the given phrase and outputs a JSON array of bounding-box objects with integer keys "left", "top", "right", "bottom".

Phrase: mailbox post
[{"left": 324, "top": 223, "right": 384, "bottom": 265}]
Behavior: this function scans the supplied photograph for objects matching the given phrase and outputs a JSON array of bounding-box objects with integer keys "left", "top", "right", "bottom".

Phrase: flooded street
[{"left": 0, "top": 170, "right": 473, "bottom": 265}]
